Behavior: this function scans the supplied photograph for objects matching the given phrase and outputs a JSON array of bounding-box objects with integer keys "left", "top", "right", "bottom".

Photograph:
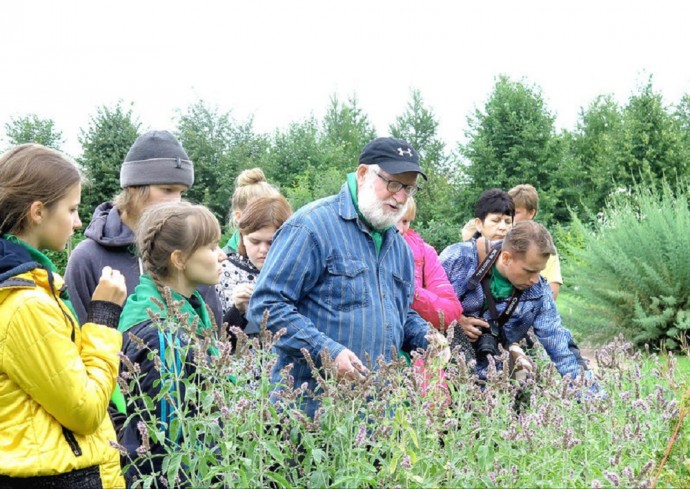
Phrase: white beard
[{"left": 358, "top": 172, "right": 408, "bottom": 229}]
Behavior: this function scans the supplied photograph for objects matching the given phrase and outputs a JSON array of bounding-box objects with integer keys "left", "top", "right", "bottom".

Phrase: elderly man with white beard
[{"left": 247, "top": 137, "right": 449, "bottom": 415}]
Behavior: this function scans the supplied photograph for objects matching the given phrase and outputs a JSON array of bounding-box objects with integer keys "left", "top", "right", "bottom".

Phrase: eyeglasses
[{"left": 375, "top": 172, "right": 421, "bottom": 196}]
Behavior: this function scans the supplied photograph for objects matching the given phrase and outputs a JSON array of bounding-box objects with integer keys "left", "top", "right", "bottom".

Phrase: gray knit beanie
[{"left": 120, "top": 130, "right": 194, "bottom": 188}]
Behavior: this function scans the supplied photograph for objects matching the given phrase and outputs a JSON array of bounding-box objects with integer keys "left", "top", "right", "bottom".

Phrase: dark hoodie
[{"left": 65, "top": 202, "right": 222, "bottom": 326}]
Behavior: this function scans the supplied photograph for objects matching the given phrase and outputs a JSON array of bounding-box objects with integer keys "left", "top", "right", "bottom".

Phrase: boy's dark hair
[{"left": 474, "top": 188, "right": 515, "bottom": 221}]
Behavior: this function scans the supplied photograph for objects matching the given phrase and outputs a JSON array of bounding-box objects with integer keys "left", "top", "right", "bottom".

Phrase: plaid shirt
[
  {"left": 248, "top": 184, "right": 430, "bottom": 401},
  {"left": 440, "top": 240, "right": 586, "bottom": 380}
]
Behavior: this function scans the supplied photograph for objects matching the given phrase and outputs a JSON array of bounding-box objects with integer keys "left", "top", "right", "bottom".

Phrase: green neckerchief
[
  {"left": 118, "top": 274, "right": 215, "bottom": 336},
  {"left": 222, "top": 231, "right": 240, "bottom": 254},
  {"left": 346, "top": 172, "right": 393, "bottom": 255},
  {"left": 2, "top": 234, "right": 78, "bottom": 319},
  {"left": 115, "top": 275, "right": 219, "bottom": 414},
  {"left": 490, "top": 264, "right": 514, "bottom": 301}
]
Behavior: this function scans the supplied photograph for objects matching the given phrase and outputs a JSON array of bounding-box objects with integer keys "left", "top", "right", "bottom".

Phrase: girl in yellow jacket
[{"left": 0, "top": 144, "right": 128, "bottom": 488}]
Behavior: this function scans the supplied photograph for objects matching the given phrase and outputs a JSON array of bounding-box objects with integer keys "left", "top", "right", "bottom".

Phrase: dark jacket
[{"left": 117, "top": 275, "right": 215, "bottom": 482}]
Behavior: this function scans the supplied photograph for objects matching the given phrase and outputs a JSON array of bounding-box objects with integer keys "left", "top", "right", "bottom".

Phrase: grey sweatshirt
[{"left": 65, "top": 202, "right": 222, "bottom": 326}]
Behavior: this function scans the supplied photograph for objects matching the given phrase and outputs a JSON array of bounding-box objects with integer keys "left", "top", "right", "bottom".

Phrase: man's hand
[
  {"left": 508, "top": 344, "right": 535, "bottom": 381},
  {"left": 92, "top": 266, "right": 127, "bottom": 306},
  {"left": 232, "top": 283, "right": 254, "bottom": 313},
  {"left": 333, "top": 348, "right": 369, "bottom": 380},
  {"left": 458, "top": 314, "right": 490, "bottom": 342}
]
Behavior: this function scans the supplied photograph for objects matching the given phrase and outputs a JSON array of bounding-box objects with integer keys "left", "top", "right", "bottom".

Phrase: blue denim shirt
[
  {"left": 439, "top": 240, "right": 587, "bottom": 381},
  {"left": 247, "top": 183, "right": 430, "bottom": 395}
]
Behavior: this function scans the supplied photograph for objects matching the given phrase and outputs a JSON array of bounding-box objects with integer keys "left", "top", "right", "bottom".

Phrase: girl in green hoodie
[{"left": 116, "top": 201, "right": 226, "bottom": 484}]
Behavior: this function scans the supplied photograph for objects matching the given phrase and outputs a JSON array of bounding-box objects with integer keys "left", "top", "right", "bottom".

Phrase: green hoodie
[
  {"left": 118, "top": 274, "right": 214, "bottom": 335},
  {"left": 113, "top": 275, "right": 220, "bottom": 414}
]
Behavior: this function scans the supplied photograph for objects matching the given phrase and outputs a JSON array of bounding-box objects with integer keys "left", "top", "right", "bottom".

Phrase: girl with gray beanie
[{"left": 65, "top": 130, "right": 222, "bottom": 326}]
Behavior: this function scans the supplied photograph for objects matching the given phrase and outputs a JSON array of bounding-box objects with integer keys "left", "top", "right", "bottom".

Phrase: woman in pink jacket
[{"left": 397, "top": 197, "right": 463, "bottom": 331}]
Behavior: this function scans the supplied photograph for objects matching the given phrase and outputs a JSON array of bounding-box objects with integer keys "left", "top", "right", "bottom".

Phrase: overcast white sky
[{"left": 1, "top": 0, "right": 689, "bottom": 157}]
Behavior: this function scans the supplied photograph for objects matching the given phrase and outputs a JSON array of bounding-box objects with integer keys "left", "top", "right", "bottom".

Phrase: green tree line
[{"left": 4, "top": 75, "right": 690, "bottom": 252}]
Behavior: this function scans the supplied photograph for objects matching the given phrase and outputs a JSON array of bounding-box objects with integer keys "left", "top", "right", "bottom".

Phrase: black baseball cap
[{"left": 358, "top": 137, "right": 427, "bottom": 180}]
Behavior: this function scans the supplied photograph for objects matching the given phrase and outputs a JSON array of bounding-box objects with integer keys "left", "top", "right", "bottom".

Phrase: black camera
[{"left": 475, "top": 318, "right": 501, "bottom": 359}]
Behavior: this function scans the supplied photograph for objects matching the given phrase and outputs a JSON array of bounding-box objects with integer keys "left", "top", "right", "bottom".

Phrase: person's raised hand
[
  {"left": 232, "top": 283, "right": 254, "bottom": 313},
  {"left": 91, "top": 266, "right": 127, "bottom": 306}
]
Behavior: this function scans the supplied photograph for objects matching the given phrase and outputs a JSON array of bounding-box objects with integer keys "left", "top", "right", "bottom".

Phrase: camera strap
[
  {"left": 465, "top": 239, "right": 503, "bottom": 293},
  {"left": 481, "top": 278, "right": 523, "bottom": 329},
  {"left": 461, "top": 238, "right": 523, "bottom": 340}
]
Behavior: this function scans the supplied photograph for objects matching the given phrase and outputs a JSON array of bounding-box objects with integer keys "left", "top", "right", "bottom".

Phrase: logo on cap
[{"left": 397, "top": 147, "right": 413, "bottom": 158}]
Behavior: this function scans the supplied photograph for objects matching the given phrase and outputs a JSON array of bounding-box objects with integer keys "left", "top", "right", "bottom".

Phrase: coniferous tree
[
  {"left": 389, "top": 89, "right": 462, "bottom": 250},
  {"left": 78, "top": 102, "right": 140, "bottom": 222},
  {"left": 617, "top": 78, "right": 687, "bottom": 187},
  {"left": 569, "top": 95, "right": 625, "bottom": 217},
  {"left": 460, "top": 75, "right": 563, "bottom": 225}
]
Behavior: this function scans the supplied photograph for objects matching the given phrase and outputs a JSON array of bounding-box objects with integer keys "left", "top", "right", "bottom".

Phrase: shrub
[
  {"left": 562, "top": 181, "right": 690, "bottom": 350},
  {"left": 415, "top": 219, "right": 462, "bottom": 255}
]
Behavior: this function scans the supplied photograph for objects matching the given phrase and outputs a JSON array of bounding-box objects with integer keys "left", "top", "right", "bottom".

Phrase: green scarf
[
  {"left": 118, "top": 274, "right": 215, "bottom": 336},
  {"left": 346, "top": 173, "right": 394, "bottom": 255},
  {"left": 222, "top": 231, "right": 240, "bottom": 254},
  {"left": 490, "top": 264, "right": 515, "bottom": 301}
]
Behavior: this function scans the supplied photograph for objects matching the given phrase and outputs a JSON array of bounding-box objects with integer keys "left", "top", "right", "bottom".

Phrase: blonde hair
[
  {"left": 508, "top": 184, "right": 539, "bottom": 213},
  {"left": 230, "top": 168, "right": 279, "bottom": 225},
  {"left": 403, "top": 196, "right": 417, "bottom": 221},
  {"left": 0, "top": 144, "right": 81, "bottom": 236},
  {"left": 113, "top": 186, "right": 151, "bottom": 225},
  {"left": 137, "top": 202, "right": 220, "bottom": 281}
]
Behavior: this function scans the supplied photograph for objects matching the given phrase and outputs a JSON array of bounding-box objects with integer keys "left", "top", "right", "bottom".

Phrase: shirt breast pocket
[
  {"left": 392, "top": 270, "right": 414, "bottom": 305},
  {"left": 325, "top": 257, "right": 370, "bottom": 311}
]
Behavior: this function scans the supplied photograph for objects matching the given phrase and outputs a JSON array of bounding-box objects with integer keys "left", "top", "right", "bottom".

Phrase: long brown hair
[
  {"left": 237, "top": 195, "right": 292, "bottom": 257},
  {"left": 0, "top": 144, "right": 81, "bottom": 236},
  {"left": 137, "top": 202, "right": 221, "bottom": 281}
]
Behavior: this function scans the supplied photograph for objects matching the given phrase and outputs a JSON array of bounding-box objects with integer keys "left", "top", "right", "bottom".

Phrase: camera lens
[{"left": 476, "top": 332, "right": 500, "bottom": 359}]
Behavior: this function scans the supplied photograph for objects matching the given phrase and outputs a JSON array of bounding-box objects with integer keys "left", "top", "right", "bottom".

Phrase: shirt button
[{"left": 385, "top": 322, "right": 390, "bottom": 329}]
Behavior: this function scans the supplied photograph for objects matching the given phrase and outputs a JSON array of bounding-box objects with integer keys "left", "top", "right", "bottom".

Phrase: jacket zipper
[{"left": 62, "top": 426, "right": 83, "bottom": 457}]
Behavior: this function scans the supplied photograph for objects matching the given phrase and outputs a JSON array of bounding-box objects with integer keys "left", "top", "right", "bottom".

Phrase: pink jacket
[{"left": 402, "top": 229, "right": 463, "bottom": 330}]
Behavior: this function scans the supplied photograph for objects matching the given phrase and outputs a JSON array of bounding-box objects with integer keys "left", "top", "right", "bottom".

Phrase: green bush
[
  {"left": 414, "top": 219, "right": 462, "bottom": 255},
  {"left": 562, "top": 181, "right": 690, "bottom": 350}
]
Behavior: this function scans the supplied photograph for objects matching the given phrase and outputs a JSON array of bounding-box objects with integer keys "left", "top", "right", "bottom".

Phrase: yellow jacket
[{"left": 0, "top": 267, "right": 125, "bottom": 488}]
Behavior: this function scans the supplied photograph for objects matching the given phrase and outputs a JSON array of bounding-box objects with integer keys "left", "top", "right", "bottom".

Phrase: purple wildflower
[
  {"left": 604, "top": 471, "right": 620, "bottom": 487},
  {"left": 354, "top": 423, "right": 367, "bottom": 447},
  {"left": 136, "top": 421, "right": 150, "bottom": 456},
  {"left": 108, "top": 440, "right": 128, "bottom": 456}
]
